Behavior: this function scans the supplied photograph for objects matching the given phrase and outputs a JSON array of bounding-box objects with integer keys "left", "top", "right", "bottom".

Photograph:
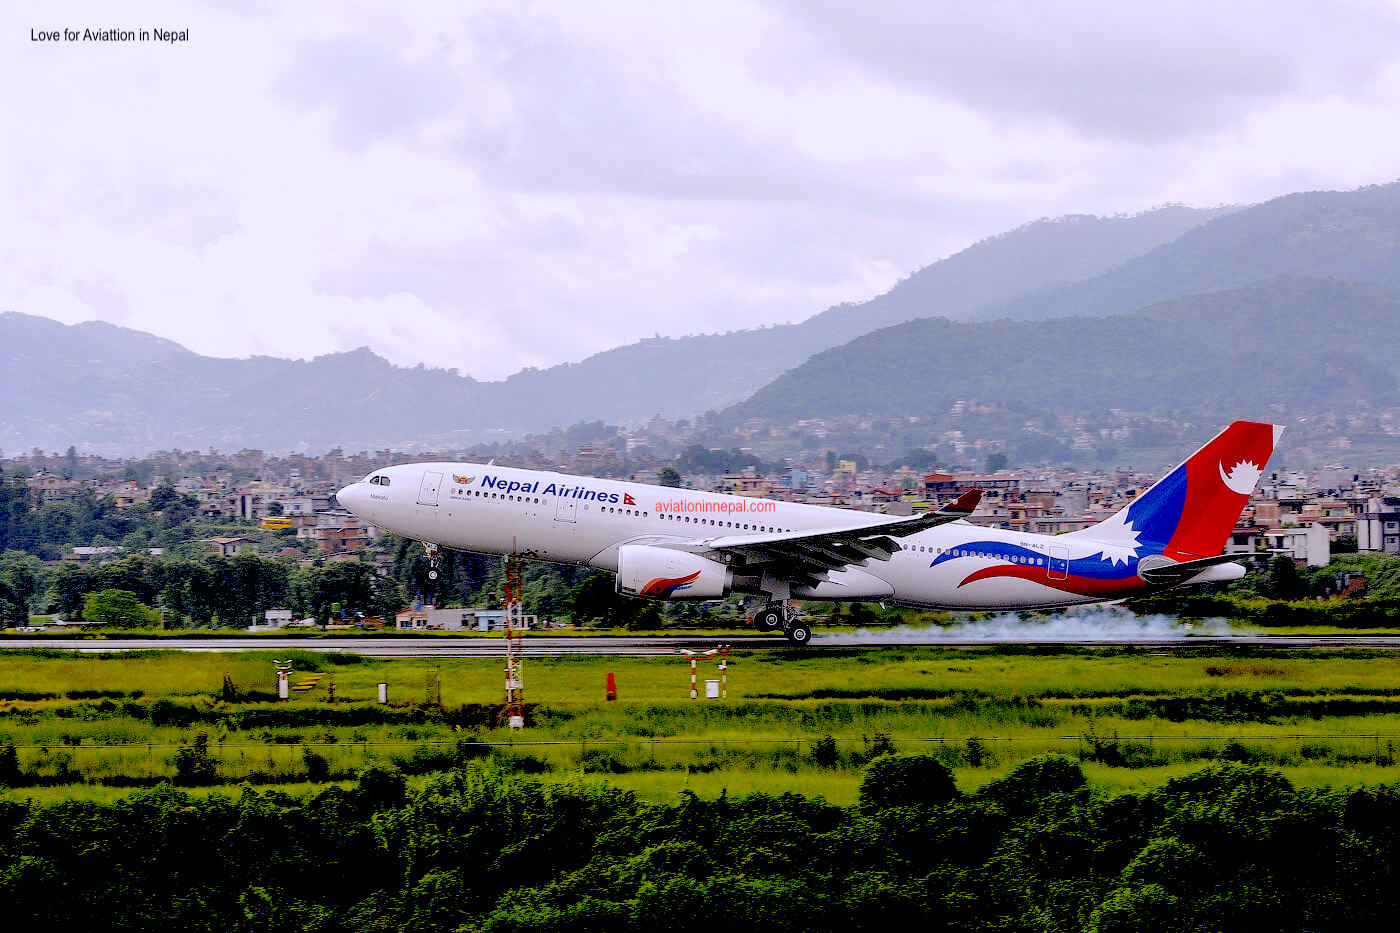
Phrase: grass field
[{"left": 6, "top": 644, "right": 1400, "bottom": 803}]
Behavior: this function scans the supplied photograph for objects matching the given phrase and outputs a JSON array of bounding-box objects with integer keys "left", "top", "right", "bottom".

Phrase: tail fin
[{"left": 1071, "top": 421, "right": 1283, "bottom": 561}]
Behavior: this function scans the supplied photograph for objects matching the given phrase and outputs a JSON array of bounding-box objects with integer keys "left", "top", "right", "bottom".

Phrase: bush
[
  {"left": 978, "top": 754, "right": 1086, "bottom": 817},
  {"left": 0, "top": 744, "right": 21, "bottom": 786},
  {"left": 858, "top": 754, "right": 958, "bottom": 810},
  {"left": 810, "top": 735, "right": 841, "bottom": 768},
  {"left": 1087, "top": 883, "right": 1183, "bottom": 933},
  {"left": 580, "top": 749, "right": 630, "bottom": 774},
  {"left": 303, "top": 748, "right": 331, "bottom": 782},
  {"left": 172, "top": 733, "right": 218, "bottom": 786},
  {"left": 355, "top": 765, "right": 407, "bottom": 809}
]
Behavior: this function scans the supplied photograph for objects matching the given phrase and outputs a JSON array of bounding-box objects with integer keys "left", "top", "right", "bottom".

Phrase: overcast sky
[{"left": 5, "top": 0, "right": 1400, "bottom": 380}]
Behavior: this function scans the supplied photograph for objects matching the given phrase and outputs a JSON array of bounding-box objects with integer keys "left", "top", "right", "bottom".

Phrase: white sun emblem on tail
[
  {"left": 1085, "top": 510, "right": 1142, "bottom": 566},
  {"left": 1218, "top": 459, "right": 1262, "bottom": 495}
]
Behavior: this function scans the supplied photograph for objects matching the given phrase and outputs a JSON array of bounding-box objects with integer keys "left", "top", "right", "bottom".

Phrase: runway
[{"left": 5, "top": 634, "right": 1400, "bottom": 656}]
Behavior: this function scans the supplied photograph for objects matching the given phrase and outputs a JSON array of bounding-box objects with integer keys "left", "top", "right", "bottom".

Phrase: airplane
[{"left": 336, "top": 420, "right": 1282, "bottom": 644}]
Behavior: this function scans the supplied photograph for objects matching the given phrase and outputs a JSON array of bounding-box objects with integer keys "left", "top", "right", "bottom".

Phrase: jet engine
[{"left": 615, "top": 545, "right": 732, "bottom": 599}]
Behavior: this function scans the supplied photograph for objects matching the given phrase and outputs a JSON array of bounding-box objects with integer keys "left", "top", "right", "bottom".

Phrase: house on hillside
[{"left": 207, "top": 536, "right": 254, "bottom": 557}]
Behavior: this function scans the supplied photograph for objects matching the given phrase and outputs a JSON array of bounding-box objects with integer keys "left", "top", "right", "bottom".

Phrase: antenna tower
[{"left": 503, "top": 555, "right": 526, "bottom": 729}]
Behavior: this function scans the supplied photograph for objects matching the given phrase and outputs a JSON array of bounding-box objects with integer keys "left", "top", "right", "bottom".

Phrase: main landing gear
[{"left": 752, "top": 602, "right": 812, "bottom": 645}]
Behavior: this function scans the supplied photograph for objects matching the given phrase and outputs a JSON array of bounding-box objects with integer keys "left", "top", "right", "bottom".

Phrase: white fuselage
[{"left": 337, "top": 463, "right": 1229, "bottom": 610}]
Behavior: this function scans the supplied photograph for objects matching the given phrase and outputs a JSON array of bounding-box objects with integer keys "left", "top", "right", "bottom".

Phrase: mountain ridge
[{"left": 7, "top": 183, "right": 1400, "bottom": 458}]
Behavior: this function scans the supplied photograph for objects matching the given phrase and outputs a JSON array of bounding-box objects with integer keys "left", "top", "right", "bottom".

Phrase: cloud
[
  {"left": 4, "top": 0, "right": 1400, "bottom": 388},
  {"left": 773, "top": 0, "right": 1400, "bottom": 141},
  {"left": 280, "top": 37, "right": 461, "bottom": 149}
]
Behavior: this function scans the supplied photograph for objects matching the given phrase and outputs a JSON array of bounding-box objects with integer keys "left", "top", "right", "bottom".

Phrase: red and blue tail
[{"left": 1076, "top": 420, "right": 1283, "bottom": 560}]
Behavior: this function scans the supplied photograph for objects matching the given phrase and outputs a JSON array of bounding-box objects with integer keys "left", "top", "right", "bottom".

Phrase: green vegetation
[
  {"left": 7, "top": 646, "right": 1400, "bottom": 799},
  {"left": 5, "top": 645, "right": 1400, "bottom": 927},
  {"left": 4, "top": 755, "right": 1400, "bottom": 930}
]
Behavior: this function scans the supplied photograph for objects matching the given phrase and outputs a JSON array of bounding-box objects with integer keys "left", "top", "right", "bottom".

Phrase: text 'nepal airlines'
[{"left": 336, "top": 421, "right": 1282, "bottom": 644}]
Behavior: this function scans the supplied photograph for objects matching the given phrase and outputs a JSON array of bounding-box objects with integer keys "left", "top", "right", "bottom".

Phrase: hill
[
  {"left": 731, "top": 276, "right": 1400, "bottom": 429},
  {"left": 0, "top": 206, "right": 1228, "bottom": 454},
  {"left": 483, "top": 205, "right": 1233, "bottom": 425},
  {"left": 0, "top": 313, "right": 490, "bottom": 454},
  {"left": 978, "top": 182, "right": 1400, "bottom": 321}
]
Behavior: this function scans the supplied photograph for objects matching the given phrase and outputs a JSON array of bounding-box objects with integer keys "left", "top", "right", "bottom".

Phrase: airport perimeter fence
[{"left": 5, "top": 732, "right": 1400, "bottom": 786}]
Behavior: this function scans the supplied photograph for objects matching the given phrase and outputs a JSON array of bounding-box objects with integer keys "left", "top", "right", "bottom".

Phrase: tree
[
  {"left": 266, "top": 500, "right": 284, "bottom": 516},
  {"left": 0, "top": 467, "right": 36, "bottom": 553},
  {"left": 0, "top": 580, "right": 26, "bottom": 626},
  {"left": 309, "top": 560, "right": 400, "bottom": 622},
  {"left": 859, "top": 754, "right": 958, "bottom": 809},
  {"left": 658, "top": 466, "right": 682, "bottom": 488},
  {"left": 0, "top": 551, "right": 42, "bottom": 614},
  {"left": 49, "top": 564, "right": 96, "bottom": 617},
  {"left": 148, "top": 482, "right": 178, "bottom": 511},
  {"left": 567, "top": 572, "right": 658, "bottom": 628},
  {"left": 1264, "top": 554, "right": 1304, "bottom": 600},
  {"left": 984, "top": 452, "right": 1009, "bottom": 472},
  {"left": 978, "top": 754, "right": 1086, "bottom": 818},
  {"left": 82, "top": 589, "right": 160, "bottom": 627}
]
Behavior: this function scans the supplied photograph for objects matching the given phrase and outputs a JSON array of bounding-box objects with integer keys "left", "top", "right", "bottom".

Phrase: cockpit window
[{"left": 369, "top": 475, "right": 390, "bottom": 486}]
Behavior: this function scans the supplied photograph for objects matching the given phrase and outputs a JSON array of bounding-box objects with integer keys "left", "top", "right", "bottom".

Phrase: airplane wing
[{"left": 663, "top": 488, "right": 982, "bottom": 587}]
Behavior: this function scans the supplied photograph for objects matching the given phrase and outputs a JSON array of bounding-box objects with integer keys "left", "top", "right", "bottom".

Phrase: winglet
[{"left": 939, "top": 488, "right": 982, "bottom": 516}]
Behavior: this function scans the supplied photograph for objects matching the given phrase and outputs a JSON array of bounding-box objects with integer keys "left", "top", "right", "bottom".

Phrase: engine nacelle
[{"left": 615, "top": 545, "right": 732, "bottom": 600}]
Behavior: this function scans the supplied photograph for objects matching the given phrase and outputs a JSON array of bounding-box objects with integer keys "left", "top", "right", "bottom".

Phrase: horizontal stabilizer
[{"left": 1137, "top": 553, "right": 1246, "bottom": 586}]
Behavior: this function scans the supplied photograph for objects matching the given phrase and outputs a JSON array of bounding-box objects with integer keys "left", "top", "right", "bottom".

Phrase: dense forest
[{"left": 2, "top": 756, "right": 1399, "bottom": 931}]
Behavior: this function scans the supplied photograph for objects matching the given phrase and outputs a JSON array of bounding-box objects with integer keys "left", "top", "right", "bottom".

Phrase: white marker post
[{"left": 272, "top": 660, "right": 293, "bottom": 701}]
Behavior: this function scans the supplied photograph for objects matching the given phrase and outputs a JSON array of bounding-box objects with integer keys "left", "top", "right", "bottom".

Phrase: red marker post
[{"left": 606, "top": 671, "right": 617, "bottom": 701}]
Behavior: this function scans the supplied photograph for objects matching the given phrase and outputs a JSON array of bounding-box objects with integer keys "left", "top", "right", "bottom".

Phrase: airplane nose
[{"left": 336, "top": 482, "right": 367, "bottom": 515}]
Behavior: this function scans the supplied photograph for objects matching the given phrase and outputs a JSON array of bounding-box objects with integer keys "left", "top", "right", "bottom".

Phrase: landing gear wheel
[
  {"left": 784, "top": 622, "right": 812, "bottom": 645},
  {"left": 427, "top": 567, "right": 440, "bottom": 582},
  {"left": 753, "top": 607, "right": 783, "bottom": 631}
]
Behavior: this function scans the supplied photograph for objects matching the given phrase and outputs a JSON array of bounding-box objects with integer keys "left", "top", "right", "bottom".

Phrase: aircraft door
[
  {"left": 417, "top": 471, "right": 443, "bottom": 506},
  {"left": 555, "top": 498, "right": 576, "bottom": 522},
  {"left": 1048, "top": 546, "right": 1069, "bottom": 581}
]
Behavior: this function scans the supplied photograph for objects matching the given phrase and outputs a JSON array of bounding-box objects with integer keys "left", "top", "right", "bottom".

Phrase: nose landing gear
[{"left": 424, "top": 542, "right": 440, "bottom": 581}]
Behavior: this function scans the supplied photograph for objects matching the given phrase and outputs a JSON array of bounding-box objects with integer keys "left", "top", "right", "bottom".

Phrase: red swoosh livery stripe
[
  {"left": 639, "top": 571, "right": 701, "bottom": 598},
  {"left": 958, "top": 565, "right": 1146, "bottom": 598}
]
